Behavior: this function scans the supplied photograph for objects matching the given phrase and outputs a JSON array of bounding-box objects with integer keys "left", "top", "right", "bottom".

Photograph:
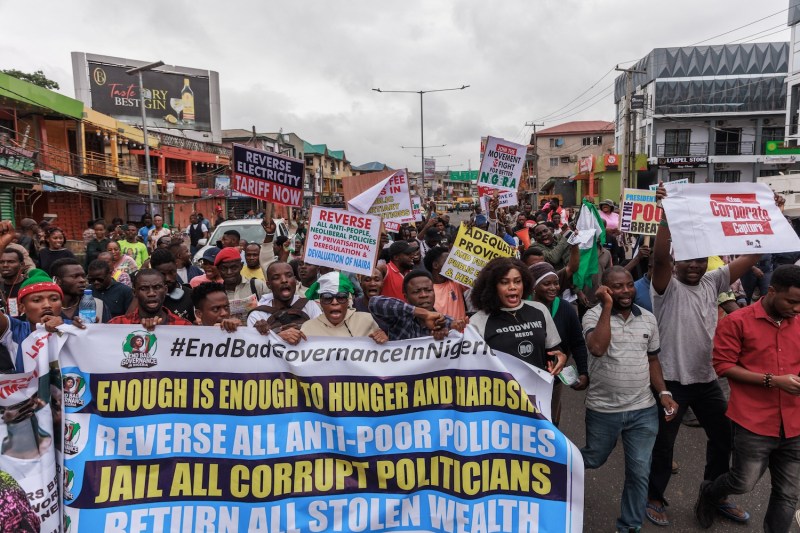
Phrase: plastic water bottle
[{"left": 78, "top": 289, "right": 96, "bottom": 323}]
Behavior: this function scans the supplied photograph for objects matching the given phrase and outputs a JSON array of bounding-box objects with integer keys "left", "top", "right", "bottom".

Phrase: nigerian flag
[{"left": 573, "top": 199, "right": 605, "bottom": 290}]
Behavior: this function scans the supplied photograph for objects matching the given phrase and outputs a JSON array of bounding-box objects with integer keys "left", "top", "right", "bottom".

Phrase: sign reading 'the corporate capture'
[{"left": 232, "top": 144, "right": 305, "bottom": 206}]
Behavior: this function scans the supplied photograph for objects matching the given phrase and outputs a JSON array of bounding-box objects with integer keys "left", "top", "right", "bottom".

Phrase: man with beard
[
  {"left": 582, "top": 266, "right": 678, "bottom": 533},
  {"left": 51, "top": 258, "right": 110, "bottom": 323},
  {"left": 168, "top": 240, "right": 202, "bottom": 285},
  {"left": 0, "top": 248, "right": 25, "bottom": 317},
  {"left": 87, "top": 259, "right": 133, "bottom": 319},
  {"left": 532, "top": 222, "right": 572, "bottom": 270},
  {"left": 696, "top": 265, "right": 800, "bottom": 531},
  {"left": 214, "top": 247, "right": 268, "bottom": 322},
  {"left": 382, "top": 241, "right": 416, "bottom": 301},
  {"left": 369, "top": 271, "right": 463, "bottom": 341},
  {"left": 149, "top": 249, "right": 196, "bottom": 323},
  {"left": 247, "top": 262, "right": 321, "bottom": 344},
  {"left": 109, "top": 269, "right": 192, "bottom": 328},
  {"left": 191, "top": 281, "right": 241, "bottom": 332}
]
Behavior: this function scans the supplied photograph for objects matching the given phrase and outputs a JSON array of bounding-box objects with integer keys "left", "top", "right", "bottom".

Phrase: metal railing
[
  {"left": 713, "top": 141, "right": 754, "bottom": 156},
  {"left": 656, "top": 142, "right": 708, "bottom": 157}
]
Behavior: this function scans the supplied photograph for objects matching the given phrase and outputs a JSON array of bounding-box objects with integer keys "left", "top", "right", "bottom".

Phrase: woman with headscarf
[
  {"left": 301, "top": 272, "right": 388, "bottom": 343},
  {"left": 530, "top": 261, "right": 590, "bottom": 425}
]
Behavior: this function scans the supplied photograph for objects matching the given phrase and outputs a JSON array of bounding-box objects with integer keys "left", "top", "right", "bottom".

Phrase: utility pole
[
  {"left": 615, "top": 65, "right": 646, "bottom": 199},
  {"left": 525, "top": 122, "right": 544, "bottom": 201}
]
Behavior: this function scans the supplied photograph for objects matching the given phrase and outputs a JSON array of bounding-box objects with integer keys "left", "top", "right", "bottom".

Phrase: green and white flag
[{"left": 572, "top": 199, "right": 605, "bottom": 290}]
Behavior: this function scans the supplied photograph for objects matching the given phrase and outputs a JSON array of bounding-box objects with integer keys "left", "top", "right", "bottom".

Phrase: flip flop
[
  {"left": 717, "top": 501, "right": 750, "bottom": 523},
  {"left": 646, "top": 502, "right": 669, "bottom": 526}
]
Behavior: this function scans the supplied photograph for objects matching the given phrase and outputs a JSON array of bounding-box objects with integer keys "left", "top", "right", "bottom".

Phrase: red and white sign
[
  {"left": 231, "top": 144, "right": 304, "bottom": 206},
  {"left": 661, "top": 182, "right": 800, "bottom": 260},
  {"left": 347, "top": 169, "right": 414, "bottom": 225},
  {"left": 477, "top": 136, "right": 525, "bottom": 192},
  {"left": 305, "top": 207, "right": 381, "bottom": 275},
  {"left": 578, "top": 155, "right": 595, "bottom": 174},
  {"left": 478, "top": 185, "right": 517, "bottom": 212},
  {"left": 603, "top": 153, "right": 618, "bottom": 170}
]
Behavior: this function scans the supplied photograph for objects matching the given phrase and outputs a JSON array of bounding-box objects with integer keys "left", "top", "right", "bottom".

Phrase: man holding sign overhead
[{"left": 645, "top": 182, "right": 763, "bottom": 527}]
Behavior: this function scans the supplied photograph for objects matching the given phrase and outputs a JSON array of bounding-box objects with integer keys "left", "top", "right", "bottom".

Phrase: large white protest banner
[
  {"left": 55, "top": 324, "right": 583, "bottom": 532},
  {"left": 304, "top": 206, "right": 381, "bottom": 276},
  {"left": 442, "top": 223, "right": 516, "bottom": 287},
  {"left": 477, "top": 137, "right": 526, "bottom": 192},
  {"left": 346, "top": 169, "right": 414, "bottom": 225},
  {"left": 662, "top": 182, "right": 800, "bottom": 260}
]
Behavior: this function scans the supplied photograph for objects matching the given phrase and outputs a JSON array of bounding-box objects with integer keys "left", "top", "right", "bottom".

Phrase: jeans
[
  {"left": 740, "top": 267, "right": 773, "bottom": 303},
  {"left": 582, "top": 405, "right": 658, "bottom": 531},
  {"left": 647, "top": 380, "right": 731, "bottom": 504},
  {"left": 707, "top": 423, "right": 800, "bottom": 533}
]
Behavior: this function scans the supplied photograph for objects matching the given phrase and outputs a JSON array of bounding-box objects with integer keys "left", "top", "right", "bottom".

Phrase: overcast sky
[{"left": 1, "top": 0, "right": 792, "bottom": 172}]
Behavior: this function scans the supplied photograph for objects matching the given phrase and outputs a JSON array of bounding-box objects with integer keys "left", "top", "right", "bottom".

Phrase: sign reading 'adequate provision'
[
  {"left": 347, "top": 169, "right": 414, "bottom": 225},
  {"left": 231, "top": 144, "right": 304, "bottom": 206},
  {"left": 620, "top": 188, "right": 661, "bottom": 235},
  {"left": 304, "top": 206, "right": 381, "bottom": 276},
  {"left": 662, "top": 182, "right": 800, "bottom": 260},
  {"left": 58, "top": 325, "right": 584, "bottom": 533},
  {"left": 477, "top": 136, "right": 526, "bottom": 192},
  {"left": 442, "top": 223, "right": 515, "bottom": 287}
]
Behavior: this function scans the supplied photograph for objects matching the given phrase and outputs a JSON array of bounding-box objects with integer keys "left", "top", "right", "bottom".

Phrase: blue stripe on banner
[{"left": 66, "top": 491, "right": 567, "bottom": 532}]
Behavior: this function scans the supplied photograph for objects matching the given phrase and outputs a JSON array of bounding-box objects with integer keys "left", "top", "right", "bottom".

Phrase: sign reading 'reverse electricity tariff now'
[
  {"left": 477, "top": 136, "right": 526, "bottom": 192},
  {"left": 620, "top": 188, "right": 661, "bottom": 236},
  {"left": 304, "top": 206, "right": 381, "bottom": 276},
  {"left": 57, "top": 325, "right": 584, "bottom": 533},
  {"left": 662, "top": 182, "right": 800, "bottom": 260},
  {"left": 442, "top": 223, "right": 515, "bottom": 287},
  {"left": 232, "top": 144, "right": 304, "bottom": 206}
]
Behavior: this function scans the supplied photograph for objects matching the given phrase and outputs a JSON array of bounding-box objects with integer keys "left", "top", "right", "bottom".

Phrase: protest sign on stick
[
  {"left": 442, "top": 223, "right": 515, "bottom": 287},
  {"left": 59, "top": 325, "right": 584, "bottom": 533},
  {"left": 231, "top": 144, "right": 304, "bottom": 206},
  {"left": 478, "top": 185, "right": 517, "bottom": 211},
  {"left": 662, "top": 182, "right": 800, "bottom": 260},
  {"left": 477, "top": 136, "right": 526, "bottom": 193},
  {"left": 304, "top": 206, "right": 381, "bottom": 276},
  {"left": 344, "top": 169, "right": 414, "bottom": 226},
  {"left": 620, "top": 188, "right": 660, "bottom": 235}
]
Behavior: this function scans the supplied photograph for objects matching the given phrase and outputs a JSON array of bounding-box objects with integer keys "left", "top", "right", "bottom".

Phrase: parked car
[{"left": 192, "top": 218, "right": 289, "bottom": 263}]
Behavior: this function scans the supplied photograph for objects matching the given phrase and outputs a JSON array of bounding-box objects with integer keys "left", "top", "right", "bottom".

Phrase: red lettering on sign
[
  {"left": 709, "top": 194, "right": 758, "bottom": 204},
  {"left": 496, "top": 144, "right": 517, "bottom": 155},
  {"left": 108, "top": 83, "right": 137, "bottom": 99},
  {"left": 720, "top": 221, "right": 774, "bottom": 236}
]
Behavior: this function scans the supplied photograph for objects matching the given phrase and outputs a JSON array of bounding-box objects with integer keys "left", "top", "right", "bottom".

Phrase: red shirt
[
  {"left": 109, "top": 307, "right": 193, "bottom": 326},
  {"left": 381, "top": 262, "right": 406, "bottom": 302},
  {"left": 713, "top": 301, "right": 800, "bottom": 438}
]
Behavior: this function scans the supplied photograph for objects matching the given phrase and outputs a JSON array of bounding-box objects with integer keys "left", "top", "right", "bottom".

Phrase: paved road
[{"left": 558, "top": 386, "right": 789, "bottom": 532}]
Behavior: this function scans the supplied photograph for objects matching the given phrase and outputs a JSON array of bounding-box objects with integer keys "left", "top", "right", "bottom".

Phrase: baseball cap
[
  {"left": 201, "top": 247, "right": 221, "bottom": 264},
  {"left": 388, "top": 240, "right": 416, "bottom": 258}
]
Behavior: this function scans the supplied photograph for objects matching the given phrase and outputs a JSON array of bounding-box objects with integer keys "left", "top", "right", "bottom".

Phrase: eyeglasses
[{"left": 319, "top": 293, "right": 349, "bottom": 305}]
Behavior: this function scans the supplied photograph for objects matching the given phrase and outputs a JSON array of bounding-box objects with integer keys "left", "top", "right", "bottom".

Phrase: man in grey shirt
[
  {"left": 582, "top": 266, "right": 677, "bottom": 533},
  {"left": 645, "top": 183, "right": 761, "bottom": 527}
]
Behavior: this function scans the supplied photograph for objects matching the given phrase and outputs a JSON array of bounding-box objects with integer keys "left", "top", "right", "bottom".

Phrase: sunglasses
[{"left": 319, "top": 293, "right": 349, "bottom": 305}]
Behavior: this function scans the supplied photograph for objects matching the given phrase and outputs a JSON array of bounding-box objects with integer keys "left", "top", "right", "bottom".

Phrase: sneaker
[{"left": 694, "top": 481, "right": 715, "bottom": 529}]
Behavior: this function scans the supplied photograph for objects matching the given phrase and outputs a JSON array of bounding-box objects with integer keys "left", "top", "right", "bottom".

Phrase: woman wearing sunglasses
[{"left": 301, "top": 272, "right": 388, "bottom": 344}]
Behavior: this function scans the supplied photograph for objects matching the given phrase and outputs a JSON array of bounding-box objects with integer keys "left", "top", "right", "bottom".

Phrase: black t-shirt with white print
[{"left": 470, "top": 301, "right": 561, "bottom": 370}]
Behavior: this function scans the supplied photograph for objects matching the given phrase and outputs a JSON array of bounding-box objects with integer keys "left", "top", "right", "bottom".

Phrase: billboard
[{"left": 72, "top": 52, "right": 221, "bottom": 142}]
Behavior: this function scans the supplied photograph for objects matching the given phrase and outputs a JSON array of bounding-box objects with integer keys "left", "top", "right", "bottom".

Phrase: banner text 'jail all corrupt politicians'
[{"left": 58, "top": 325, "right": 583, "bottom": 533}]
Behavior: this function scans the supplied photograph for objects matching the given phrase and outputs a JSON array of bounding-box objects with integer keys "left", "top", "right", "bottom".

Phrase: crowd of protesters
[{"left": 0, "top": 185, "right": 798, "bottom": 532}]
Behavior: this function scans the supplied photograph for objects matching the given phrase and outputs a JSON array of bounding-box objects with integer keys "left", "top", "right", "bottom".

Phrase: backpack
[{"left": 249, "top": 298, "right": 311, "bottom": 332}]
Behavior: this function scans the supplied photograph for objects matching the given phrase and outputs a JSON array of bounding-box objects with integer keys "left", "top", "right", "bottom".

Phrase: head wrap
[
  {"left": 214, "top": 247, "right": 242, "bottom": 266},
  {"left": 305, "top": 272, "right": 355, "bottom": 300},
  {"left": 17, "top": 269, "right": 63, "bottom": 301},
  {"left": 529, "top": 262, "right": 558, "bottom": 288}
]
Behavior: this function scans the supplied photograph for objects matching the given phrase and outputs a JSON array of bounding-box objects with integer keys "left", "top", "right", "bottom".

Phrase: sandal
[
  {"left": 717, "top": 501, "right": 750, "bottom": 523},
  {"left": 646, "top": 501, "right": 669, "bottom": 526}
]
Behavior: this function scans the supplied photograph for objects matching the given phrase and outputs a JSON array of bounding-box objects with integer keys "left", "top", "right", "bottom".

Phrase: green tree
[{"left": 1, "top": 69, "right": 59, "bottom": 90}]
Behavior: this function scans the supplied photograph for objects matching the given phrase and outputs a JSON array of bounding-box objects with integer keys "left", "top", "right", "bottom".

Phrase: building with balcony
[
  {"left": 534, "top": 121, "right": 614, "bottom": 205},
  {"left": 303, "top": 141, "right": 352, "bottom": 207},
  {"left": 616, "top": 42, "right": 793, "bottom": 185}
]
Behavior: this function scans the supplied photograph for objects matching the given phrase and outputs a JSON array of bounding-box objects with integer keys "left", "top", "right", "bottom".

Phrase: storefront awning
[{"left": 0, "top": 73, "right": 83, "bottom": 120}]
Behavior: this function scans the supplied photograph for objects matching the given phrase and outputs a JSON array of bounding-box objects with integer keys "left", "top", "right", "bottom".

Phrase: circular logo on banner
[
  {"left": 121, "top": 331, "right": 158, "bottom": 369},
  {"left": 92, "top": 67, "right": 107, "bottom": 86}
]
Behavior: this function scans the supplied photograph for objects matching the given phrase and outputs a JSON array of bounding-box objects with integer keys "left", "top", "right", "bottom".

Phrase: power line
[{"left": 689, "top": 6, "right": 790, "bottom": 46}]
